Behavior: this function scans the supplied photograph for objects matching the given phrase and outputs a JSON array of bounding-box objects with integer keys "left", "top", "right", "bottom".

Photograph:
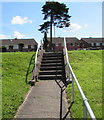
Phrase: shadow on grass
[{"left": 25, "top": 53, "right": 36, "bottom": 84}]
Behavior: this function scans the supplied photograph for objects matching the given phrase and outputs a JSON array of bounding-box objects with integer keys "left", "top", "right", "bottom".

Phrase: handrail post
[
  {"left": 60, "top": 87, "right": 63, "bottom": 120},
  {"left": 72, "top": 75, "right": 74, "bottom": 102},
  {"left": 83, "top": 102, "right": 88, "bottom": 119}
]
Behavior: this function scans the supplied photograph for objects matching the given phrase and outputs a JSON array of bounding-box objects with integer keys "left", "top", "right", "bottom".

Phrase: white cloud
[
  {"left": 0, "top": 34, "right": 9, "bottom": 39},
  {"left": 0, "top": 32, "right": 25, "bottom": 39},
  {"left": 11, "top": 16, "right": 33, "bottom": 25},
  {"left": 63, "top": 23, "right": 89, "bottom": 33},
  {"left": 63, "top": 23, "right": 82, "bottom": 32},
  {"left": 13, "top": 31, "right": 25, "bottom": 38},
  {"left": 70, "top": 23, "right": 82, "bottom": 31}
]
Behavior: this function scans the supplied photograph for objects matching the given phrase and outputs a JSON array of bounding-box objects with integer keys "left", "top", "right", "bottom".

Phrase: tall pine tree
[{"left": 39, "top": 1, "right": 71, "bottom": 49}]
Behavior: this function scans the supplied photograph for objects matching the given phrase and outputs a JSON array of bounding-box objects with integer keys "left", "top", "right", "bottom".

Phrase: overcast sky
[{"left": 0, "top": 1, "right": 102, "bottom": 43}]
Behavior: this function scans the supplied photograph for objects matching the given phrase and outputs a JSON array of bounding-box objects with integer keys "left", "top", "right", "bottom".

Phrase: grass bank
[
  {"left": 2, "top": 52, "right": 35, "bottom": 118},
  {"left": 66, "top": 50, "right": 102, "bottom": 119}
]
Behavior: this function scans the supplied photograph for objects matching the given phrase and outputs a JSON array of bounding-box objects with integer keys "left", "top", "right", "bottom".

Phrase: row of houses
[
  {"left": 49, "top": 37, "right": 104, "bottom": 50},
  {"left": 0, "top": 38, "right": 38, "bottom": 52},
  {"left": 0, "top": 37, "right": 104, "bottom": 52}
]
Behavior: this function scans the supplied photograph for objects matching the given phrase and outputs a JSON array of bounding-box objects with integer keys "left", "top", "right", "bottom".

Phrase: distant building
[
  {"left": 0, "top": 38, "right": 38, "bottom": 52},
  {"left": 80, "top": 38, "right": 104, "bottom": 50},
  {"left": 48, "top": 37, "right": 80, "bottom": 50},
  {"left": 47, "top": 37, "right": 104, "bottom": 50}
]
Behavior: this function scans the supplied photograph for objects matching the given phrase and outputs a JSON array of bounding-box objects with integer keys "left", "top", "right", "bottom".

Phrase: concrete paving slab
[{"left": 15, "top": 80, "right": 70, "bottom": 119}]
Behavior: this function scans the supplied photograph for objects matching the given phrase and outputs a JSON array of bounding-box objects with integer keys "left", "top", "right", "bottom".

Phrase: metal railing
[
  {"left": 30, "top": 40, "right": 44, "bottom": 85},
  {"left": 63, "top": 37, "right": 96, "bottom": 119}
]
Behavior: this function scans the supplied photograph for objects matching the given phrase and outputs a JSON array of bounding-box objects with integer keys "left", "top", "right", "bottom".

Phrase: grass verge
[
  {"left": 2, "top": 52, "right": 35, "bottom": 118},
  {"left": 66, "top": 50, "right": 102, "bottom": 119}
]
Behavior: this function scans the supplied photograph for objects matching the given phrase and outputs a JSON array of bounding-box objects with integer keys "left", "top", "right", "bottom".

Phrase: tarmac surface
[{"left": 15, "top": 80, "right": 70, "bottom": 119}]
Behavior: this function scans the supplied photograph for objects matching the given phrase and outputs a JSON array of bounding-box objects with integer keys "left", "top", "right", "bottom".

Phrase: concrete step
[
  {"left": 38, "top": 74, "right": 62, "bottom": 80},
  {"left": 43, "top": 55, "right": 62, "bottom": 58},
  {"left": 41, "top": 63, "right": 62, "bottom": 67},
  {"left": 39, "top": 70, "right": 63, "bottom": 75},
  {"left": 41, "top": 59, "right": 62, "bottom": 64},
  {"left": 42, "top": 57, "right": 62, "bottom": 60},
  {"left": 40, "top": 66, "right": 62, "bottom": 71},
  {"left": 43, "top": 54, "right": 62, "bottom": 58}
]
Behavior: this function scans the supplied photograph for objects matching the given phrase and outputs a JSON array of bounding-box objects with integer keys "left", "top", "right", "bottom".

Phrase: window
[
  {"left": 70, "top": 43, "right": 73, "bottom": 46},
  {"left": 25, "top": 45, "right": 28, "bottom": 48},
  {"left": 100, "top": 43, "right": 102, "bottom": 46},
  {"left": 28, "top": 45, "right": 31, "bottom": 49},
  {"left": 9, "top": 45, "right": 13, "bottom": 50},
  {"left": 31, "top": 45, "right": 34, "bottom": 48},
  {"left": 34, "top": 45, "right": 37, "bottom": 51},
  {"left": 14, "top": 45, "right": 18, "bottom": 49},
  {"left": 94, "top": 43, "right": 96, "bottom": 46},
  {"left": 18, "top": 43, "right": 24, "bottom": 51},
  {"left": 96, "top": 43, "right": 100, "bottom": 46}
]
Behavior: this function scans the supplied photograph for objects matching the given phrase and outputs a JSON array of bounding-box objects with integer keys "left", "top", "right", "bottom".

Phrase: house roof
[
  {"left": 47, "top": 37, "right": 79, "bottom": 44},
  {"left": 66, "top": 37, "right": 79, "bottom": 43},
  {"left": 80, "top": 38, "right": 104, "bottom": 43},
  {"left": 0, "top": 38, "right": 38, "bottom": 46}
]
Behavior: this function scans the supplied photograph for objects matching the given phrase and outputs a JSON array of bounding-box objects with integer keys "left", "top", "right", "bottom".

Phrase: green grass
[
  {"left": 1, "top": 50, "right": 102, "bottom": 119},
  {"left": 0, "top": 53, "right": 2, "bottom": 120},
  {"left": 2, "top": 52, "right": 35, "bottom": 118},
  {"left": 66, "top": 50, "right": 102, "bottom": 119}
]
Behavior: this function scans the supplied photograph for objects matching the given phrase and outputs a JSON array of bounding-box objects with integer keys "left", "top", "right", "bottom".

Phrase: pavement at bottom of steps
[{"left": 15, "top": 80, "right": 70, "bottom": 119}]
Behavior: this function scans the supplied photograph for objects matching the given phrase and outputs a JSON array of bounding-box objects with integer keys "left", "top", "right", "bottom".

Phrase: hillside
[
  {"left": 66, "top": 50, "right": 102, "bottom": 118},
  {"left": 2, "top": 52, "right": 35, "bottom": 118},
  {"left": 1, "top": 50, "right": 102, "bottom": 119}
]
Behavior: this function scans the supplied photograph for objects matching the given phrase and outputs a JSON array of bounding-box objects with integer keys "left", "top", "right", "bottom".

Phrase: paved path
[{"left": 15, "top": 80, "right": 70, "bottom": 119}]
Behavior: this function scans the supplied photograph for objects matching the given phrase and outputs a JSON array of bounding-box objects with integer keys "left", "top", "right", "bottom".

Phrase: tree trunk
[{"left": 50, "top": 11, "right": 53, "bottom": 50}]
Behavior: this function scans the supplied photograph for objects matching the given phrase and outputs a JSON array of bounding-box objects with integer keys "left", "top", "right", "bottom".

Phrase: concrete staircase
[
  {"left": 16, "top": 52, "right": 71, "bottom": 119},
  {"left": 38, "top": 52, "right": 66, "bottom": 84}
]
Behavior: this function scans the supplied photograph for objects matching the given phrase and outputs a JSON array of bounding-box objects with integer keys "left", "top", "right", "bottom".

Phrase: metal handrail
[
  {"left": 35, "top": 40, "right": 43, "bottom": 66},
  {"left": 30, "top": 40, "right": 44, "bottom": 85},
  {"left": 63, "top": 37, "right": 96, "bottom": 119}
]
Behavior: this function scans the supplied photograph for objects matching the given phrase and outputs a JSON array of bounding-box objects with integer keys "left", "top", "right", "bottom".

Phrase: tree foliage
[
  {"left": 39, "top": 1, "right": 71, "bottom": 32},
  {"left": 38, "top": 21, "right": 50, "bottom": 33},
  {"left": 39, "top": 1, "right": 71, "bottom": 49}
]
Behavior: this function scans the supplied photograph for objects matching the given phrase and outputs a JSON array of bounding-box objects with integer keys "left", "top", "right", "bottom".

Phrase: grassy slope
[
  {"left": 2, "top": 52, "right": 35, "bottom": 118},
  {"left": 0, "top": 53, "right": 2, "bottom": 119},
  {"left": 66, "top": 50, "right": 102, "bottom": 118}
]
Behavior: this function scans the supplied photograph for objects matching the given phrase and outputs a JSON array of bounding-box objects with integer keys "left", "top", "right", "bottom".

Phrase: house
[
  {"left": 80, "top": 37, "right": 104, "bottom": 50},
  {"left": 0, "top": 38, "right": 38, "bottom": 52},
  {"left": 48, "top": 37, "right": 80, "bottom": 50}
]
